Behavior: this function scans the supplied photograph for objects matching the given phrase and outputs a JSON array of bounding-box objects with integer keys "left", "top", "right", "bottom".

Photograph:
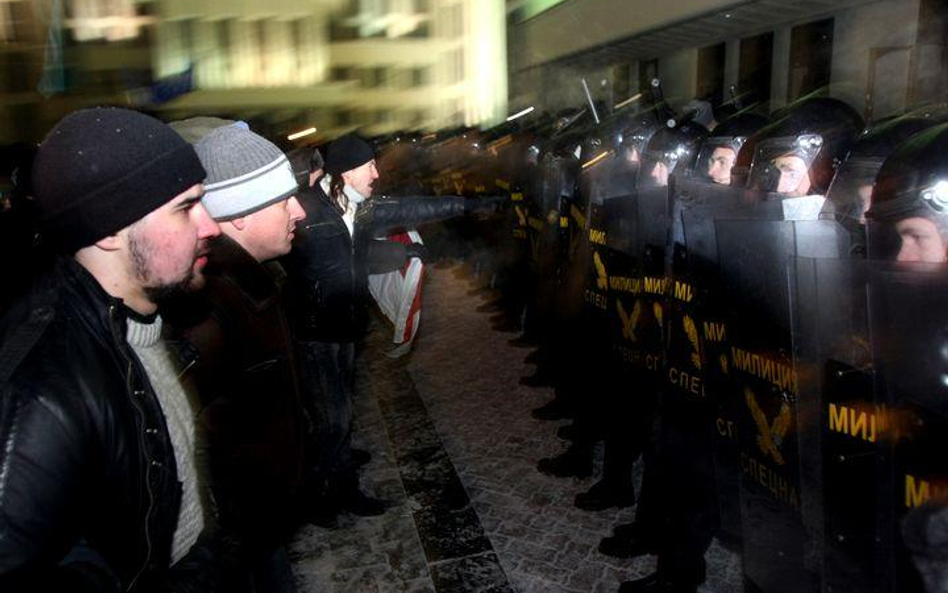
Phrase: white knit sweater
[{"left": 126, "top": 316, "right": 205, "bottom": 564}]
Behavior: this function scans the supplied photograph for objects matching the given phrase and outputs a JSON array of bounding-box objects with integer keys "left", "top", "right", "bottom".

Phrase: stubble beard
[{"left": 128, "top": 229, "right": 203, "bottom": 304}]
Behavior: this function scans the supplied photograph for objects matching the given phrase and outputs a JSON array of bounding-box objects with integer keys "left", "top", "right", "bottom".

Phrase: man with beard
[
  {"left": 0, "top": 108, "right": 243, "bottom": 592},
  {"left": 163, "top": 124, "right": 307, "bottom": 593}
]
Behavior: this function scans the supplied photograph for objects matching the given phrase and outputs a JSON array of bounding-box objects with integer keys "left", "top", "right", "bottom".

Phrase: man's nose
[
  {"left": 195, "top": 203, "right": 221, "bottom": 238},
  {"left": 288, "top": 196, "right": 306, "bottom": 222}
]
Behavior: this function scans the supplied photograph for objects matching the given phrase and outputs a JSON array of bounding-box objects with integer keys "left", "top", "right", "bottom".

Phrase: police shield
[
  {"left": 791, "top": 256, "right": 877, "bottom": 593},
  {"left": 596, "top": 182, "right": 665, "bottom": 380},
  {"left": 579, "top": 147, "right": 638, "bottom": 331},
  {"left": 672, "top": 177, "right": 757, "bottom": 540},
  {"left": 714, "top": 197, "right": 848, "bottom": 593},
  {"left": 529, "top": 151, "right": 577, "bottom": 266},
  {"left": 867, "top": 262, "right": 948, "bottom": 593}
]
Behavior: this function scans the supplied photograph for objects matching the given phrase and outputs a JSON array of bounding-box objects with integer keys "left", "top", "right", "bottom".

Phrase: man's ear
[
  {"left": 93, "top": 233, "right": 123, "bottom": 252},
  {"left": 229, "top": 216, "right": 247, "bottom": 231}
]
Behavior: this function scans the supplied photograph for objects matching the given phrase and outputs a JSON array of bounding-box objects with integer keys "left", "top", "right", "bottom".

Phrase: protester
[
  {"left": 283, "top": 133, "right": 496, "bottom": 526},
  {"left": 0, "top": 107, "right": 243, "bottom": 592},
  {"left": 163, "top": 123, "right": 308, "bottom": 592}
]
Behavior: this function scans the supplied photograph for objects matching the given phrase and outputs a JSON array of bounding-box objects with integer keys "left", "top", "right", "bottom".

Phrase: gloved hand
[
  {"left": 464, "top": 195, "right": 508, "bottom": 215},
  {"left": 404, "top": 242, "right": 429, "bottom": 262}
]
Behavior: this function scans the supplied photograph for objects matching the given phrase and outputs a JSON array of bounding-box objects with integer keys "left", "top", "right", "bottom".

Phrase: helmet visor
[
  {"left": 748, "top": 134, "right": 823, "bottom": 196},
  {"left": 822, "top": 157, "right": 884, "bottom": 225},
  {"left": 638, "top": 147, "right": 687, "bottom": 188},
  {"left": 695, "top": 136, "right": 747, "bottom": 186}
]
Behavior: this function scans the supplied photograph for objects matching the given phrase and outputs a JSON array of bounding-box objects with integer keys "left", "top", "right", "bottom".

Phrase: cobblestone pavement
[{"left": 288, "top": 259, "right": 743, "bottom": 593}]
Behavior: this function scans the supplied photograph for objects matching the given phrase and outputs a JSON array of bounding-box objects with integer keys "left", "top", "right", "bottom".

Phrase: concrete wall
[
  {"left": 510, "top": 63, "right": 613, "bottom": 115},
  {"left": 658, "top": 47, "right": 698, "bottom": 105},
  {"left": 509, "top": 0, "right": 743, "bottom": 71},
  {"left": 830, "top": 0, "right": 921, "bottom": 120},
  {"left": 509, "top": 0, "right": 928, "bottom": 121},
  {"left": 506, "top": 30, "right": 699, "bottom": 114}
]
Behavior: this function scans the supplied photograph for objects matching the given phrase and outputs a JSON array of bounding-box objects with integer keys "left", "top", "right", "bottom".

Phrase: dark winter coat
[
  {"left": 163, "top": 234, "right": 307, "bottom": 551},
  {"left": 282, "top": 183, "right": 464, "bottom": 343}
]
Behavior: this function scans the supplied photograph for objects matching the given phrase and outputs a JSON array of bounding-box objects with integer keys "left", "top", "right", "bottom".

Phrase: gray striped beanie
[{"left": 195, "top": 125, "right": 298, "bottom": 221}]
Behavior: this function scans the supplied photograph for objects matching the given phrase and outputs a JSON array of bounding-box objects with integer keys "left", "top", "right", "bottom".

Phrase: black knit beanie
[
  {"left": 32, "top": 107, "right": 207, "bottom": 253},
  {"left": 325, "top": 133, "right": 375, "bottom": 176}
]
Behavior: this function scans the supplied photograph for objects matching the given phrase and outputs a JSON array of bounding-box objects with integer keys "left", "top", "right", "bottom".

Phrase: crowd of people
[
  {"left": 0, "top": 108, "right": 496, "bottom": 592},
  {"left": 2, "top": 89, "right": 948, "bottom": 593}
]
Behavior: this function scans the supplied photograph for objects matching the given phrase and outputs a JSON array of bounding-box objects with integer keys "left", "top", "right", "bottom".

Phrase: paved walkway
[{"left": 288, "top": 259, "right": 742, "bottom": 593}]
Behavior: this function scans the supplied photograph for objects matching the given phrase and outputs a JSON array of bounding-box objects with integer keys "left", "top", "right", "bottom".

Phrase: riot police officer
[
  {"left": 599, "top": 118, "right": 712, "bottom": 593},
  {"left": 744, "top": 97, "right": 864, "bottom": 198},
  {"left": 691, "top": 111, "right": 768, "bottom": 186},
  {"left": 600, "top": 111, "right": 767, "bottom": 572},
  {"left": 535, "top": 110, "right": 664, "bottom": 484},
  {"left": 696, "top": 97, "right": 861, "bottom": 593},
  {"left": 866, "top": 122, "right": 948, "bottom": 263},
  {"left": 860, "top": 123, "right": 948, "bottom": 593}
]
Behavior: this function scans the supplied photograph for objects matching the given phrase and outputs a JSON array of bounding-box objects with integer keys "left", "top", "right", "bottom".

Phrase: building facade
[{"left": 0, "top": 0, "right": 508, "bottom": 144}]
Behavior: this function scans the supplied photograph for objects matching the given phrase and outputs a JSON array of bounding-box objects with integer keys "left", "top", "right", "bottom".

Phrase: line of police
[{"left": 370, "top": 89, "right": 948, "bottom": 593}]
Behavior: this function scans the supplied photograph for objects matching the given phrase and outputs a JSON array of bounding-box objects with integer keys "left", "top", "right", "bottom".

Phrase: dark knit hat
[
  {"left": 32, "top": 107, "right": 206, "bottom": 253},
  {"left": 325, "top": 133, "right": 375, "bottom": 176}
]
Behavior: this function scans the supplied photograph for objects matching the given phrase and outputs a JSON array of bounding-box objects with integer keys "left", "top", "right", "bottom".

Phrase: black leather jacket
[
  {"left": 283, "top": 184, "right": 464, "bottom": 342},
  {"left": 0, "top": 258, "right": 237, "bottom": 593}
]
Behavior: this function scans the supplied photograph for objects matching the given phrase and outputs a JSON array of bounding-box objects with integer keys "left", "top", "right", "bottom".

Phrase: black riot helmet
[
  {"left": 577, "top": 109, "right": 662, "bottom": 204},
  {"left": 579, "top": 108, "right": 662, "bottom": 169},
  {"left": 616, "top": 108, "right": 662, "bottom": 162},
  {"left": 865, "top": 123, "right": 948, "bottom": 262},
  {"left": 744, "top": 97, "right": 864, "bottom": 197},
  {"left": 823, "top": 115, "right": 940, "bottom": 230},
  {"left": 637, "top": 120, "right": 709, "bottom": 188},
  {"left": 693, "top": 111, "right": 769, "bottom": 186}
]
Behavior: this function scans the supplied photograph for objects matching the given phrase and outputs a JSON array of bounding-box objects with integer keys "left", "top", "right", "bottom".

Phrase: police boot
[
  {"left": 617, "top": 572, "right": 697, "bottom": 593},
  {"left": 520, "top": 370, "right": 555, "bottom": 388},
  {"left": 335, "top": 474, "right": 389, "bottom": 517},
  {"left": 490, "top": 312, "right": 522, "bottom": 333},
  {"left": 599, "top": 523, "right": 658, "bottom": 558},
  {"left": 351, "top": 448, "right": 372, "bottom": 468},
  {"left": 476, "top": 298, "right": 506, "bottom": 313},
  {"left": 574, "top": 479, "right": 635, "bottom": 511},
  {"left": 531, "top": 397, "right": 571, "bottom": 420},
  {"left": 617, "top": 561, "right": 705, "bottom": 593},
  {"left": 508, "top": 333, "right": 539, "bottom": 348},
  {"left": 303, "top": 476, "right": 341, "bottom": 529},
  {"left": 537, "top": 445, "right": 592, "bottom": 478},
  {"left": 342, "top": 488, "right": 389, "bottom": 517},
  {"left": 307, "top": 503, "right": 340, "bottom": 529},
  {"left": 556, "top": 422, "right": 578, "bottom": 441}
]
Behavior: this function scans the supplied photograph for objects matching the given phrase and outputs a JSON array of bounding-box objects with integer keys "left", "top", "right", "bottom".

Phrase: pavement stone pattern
[{"left": 288, "top": 258, "right": 743, "bottom": 593}]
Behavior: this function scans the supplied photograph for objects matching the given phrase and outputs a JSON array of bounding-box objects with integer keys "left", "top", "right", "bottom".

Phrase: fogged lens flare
[
  {"left": 288, "top": 127, "right": 317, "bottom": 141},
  {"left": 614, "top": 93, "right": 643, "bottom": 111},
  {"left": 506, "top": 107, "right": 534, "bottom": 122},
  {"left": 582, "top": 150, "right": 612, "bottom": 170},
  {"left": 488, "top": 134, "right": 513, "bottom": 151}
]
